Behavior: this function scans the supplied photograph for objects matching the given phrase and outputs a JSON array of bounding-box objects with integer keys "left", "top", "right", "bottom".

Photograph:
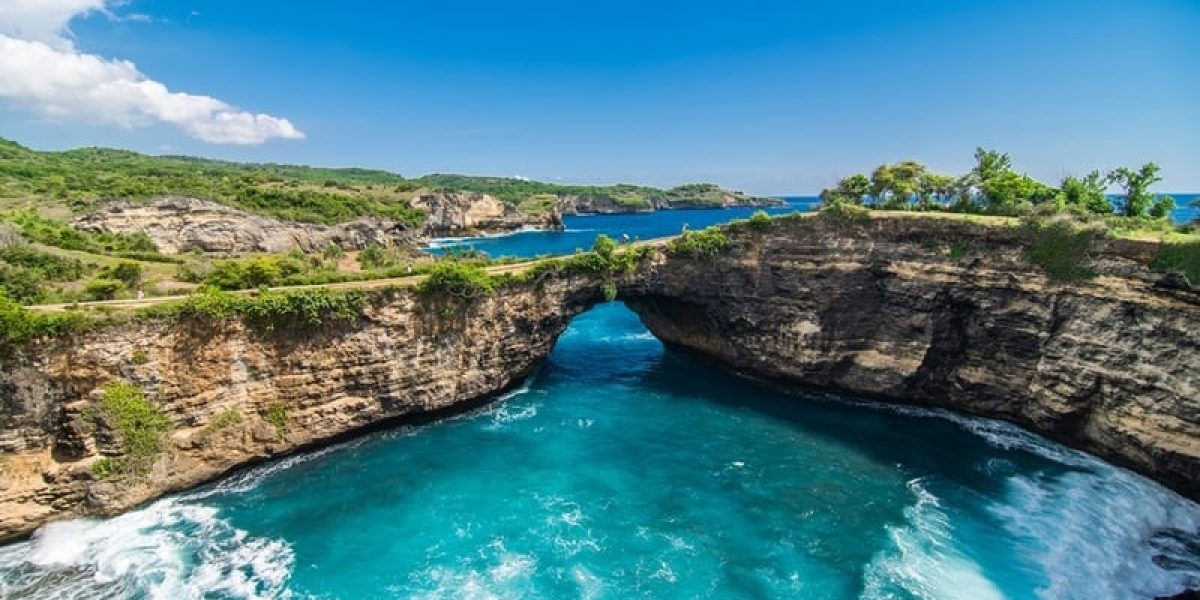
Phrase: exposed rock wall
[
  {"left": 624, "top": 215, "right": 1200, "bottom": 500},
  {"left": 73, "top": 197, "right": 421, "bottom": 254},
  {"left": 413, "top": 191, "right": 563, "bottom": 237},
  {"left": 0, "top": 277, "right": 602, "bottom": 541},
  {"left": 2, "top": 213, "right": 1197, "bottom": 541}
]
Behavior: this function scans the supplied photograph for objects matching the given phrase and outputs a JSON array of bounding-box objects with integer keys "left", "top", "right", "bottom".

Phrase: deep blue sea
[{"left": 2, "top": 199, "right": 1199, "bottom": 599}]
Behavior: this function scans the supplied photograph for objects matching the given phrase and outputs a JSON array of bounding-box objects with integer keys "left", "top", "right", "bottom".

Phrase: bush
[
  {"left": 0, "top": 265, "right": 46, "bottom": 304},
  {"left": 668, "top": 226, "right": 729, "bottom": 259},
  {"left": 84, "top": 278, "right": 123, "bottom": 300},
  {"left": 89, "top": 381, "right": 172, "bottom": 477},
  {"left": 161, "top": 286, "right": 367, "bottom": 330},
  {"left": 0, "top": 245, "right": 85, "bottom": 280},
  {"left": 820, "top": 201, "right": 871, "bottom": 226},
  {"left": 747, "top": 210, "right": 772, "bottom": 231},
  {"left": 1024, "top": 218, "right": 1099, "bottom": 281},
  {"left": 264, "top": 403, "right": 287, "bottom": 439},
  {"left": 0, "top": 292, "right": 90, "bottom": 352},
  {"left": 417, "top": 263, "right": 495, "bottom": 300},
  {"left": 358, "top": 244, "right": 399, "bottom": 270},
  {"left": 1151, "top": 241, "right": 1200, "bottom": 285},
  {"left": 103, "top": 262, "right": 143, "bottom": 288}
]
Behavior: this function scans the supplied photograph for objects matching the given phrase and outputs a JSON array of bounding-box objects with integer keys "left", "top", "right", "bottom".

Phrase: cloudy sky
[{"left": 1, "top": 0, "right": 1197, "bottom": 193}]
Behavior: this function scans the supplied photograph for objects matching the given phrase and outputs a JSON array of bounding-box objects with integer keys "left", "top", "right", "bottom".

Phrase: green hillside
[{"left": 0, "top": 138, "right": 771, "bottom": 224}]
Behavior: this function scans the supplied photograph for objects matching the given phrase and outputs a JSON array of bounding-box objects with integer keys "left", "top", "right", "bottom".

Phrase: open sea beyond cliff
[{"left": 2, "top": 199, "right": 1200, "bottom": 599}]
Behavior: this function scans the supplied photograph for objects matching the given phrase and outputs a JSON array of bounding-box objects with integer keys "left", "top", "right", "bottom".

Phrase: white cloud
[{"left": 0, "top": 0, "right": 304, "bottom": 145}]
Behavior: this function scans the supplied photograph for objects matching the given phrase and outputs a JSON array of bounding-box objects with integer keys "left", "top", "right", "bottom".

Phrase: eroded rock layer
[
  {"left": 0, "top": 277, "right": 601, "bottom": 541},
  {"left": 625, "top": 216, "right": 1200, "bottom": 500}
]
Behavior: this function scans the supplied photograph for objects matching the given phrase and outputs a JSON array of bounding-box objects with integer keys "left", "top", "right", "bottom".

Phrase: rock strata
[
  {"left": 412, "top": 191, "right": 563, "bottom": 237},
  {"left": 624, "top": 215, "right": 1200, "bottom": 501},
  {"left": 0, "top": 277, "right": 601, "bottom": 541},
  {"left": 73, "top": 197, "right": 421, "bottom": 254},
  {"left": 2, "top": 213, "right": 1197, "bottom": 541}
]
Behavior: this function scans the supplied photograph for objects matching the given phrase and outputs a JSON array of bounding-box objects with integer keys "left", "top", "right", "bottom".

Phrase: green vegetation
[
  {"left": 89, "top": 381, "right": 172, "bottom": 477},
  {"left": 83, "top": 278, "right": 123, "bottom": 300},
  {"left": 0, "top": 291, "right": 89, "bottom": 353},
  {"left": 0, "top": 139, "right": 422, "bottom": 225},
  {"left": 1151, "top": 242, "right": 1200, "bottom": 285},
  {"left": 668, "top": 226, "right": 730, "bottom": 259},
  {"left": 2, "top": 211, "right": 158, "bottom": 255},
  {"left": 196, "top": 409, "right": 243, "bottom": 442},
  {"left": 161, "top": 286, "right": 367, "bottom": 330},
  {"left": 264, "top": 403, "right": 288, "bottom": 440},
  {"left": 131, "top": 349, "right": 149, "bottom": 364},
  {"left": 747, "top": 210, "right": 772, "bottom": 231},
  {"left": 1024, "top": 217, "right": 1100, "bottom": 281},
  {"left": 415, "top": 174, "right": 768, "bottom": 210},
  {"left": 817, "top": 148, "right": 1187, "bottom": 225},
  {"left": 819, "top": 201, "right": 872, "bottom": 226},
  {"left": 416, "top": 263, "right": 496, "bottom": 300}
]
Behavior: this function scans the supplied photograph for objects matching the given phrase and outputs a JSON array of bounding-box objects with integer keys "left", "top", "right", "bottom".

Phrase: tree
[
  {"left": 104, "top": 262, "right": 143, "bottom": 288},
  {"left": 819, "top": 173, "right": 870, "bottom": 206},
  {"left": 1149, "top": 195, "right": 1176, "bottom": 219},
  {"left": 918, "top": 172, "right": 956, "bottom": 209},
  {"left": 970, "top": 148, "right": 1013, "bottom": 184},
  {"left": 1057, "top": 171, "right": 1111, "bottom": 215},
  {"left": 869, "top": 164, "right": 895, "bottom": 207},
  {"left": 1108, "top": 163, "right": 1162, "bottom": 217}
]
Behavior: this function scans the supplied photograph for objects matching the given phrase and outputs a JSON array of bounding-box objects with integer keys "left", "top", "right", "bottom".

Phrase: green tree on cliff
[
  {"left": 1057, "top": 171, "right": 1112, "bottom": 215},
  {"left": 1108, "top": 163, "right": 1173, "bottom": 218}
]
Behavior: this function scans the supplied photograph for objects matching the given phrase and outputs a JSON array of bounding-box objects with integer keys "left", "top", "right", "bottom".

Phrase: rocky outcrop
[
  {"left": 73, "top": 197, "right": 421, "bottom": 254},
  {"left": 413, "top": 191, "right": 563, "bottom": 237},
  {"left": 561, "top": 185, "right": 784, "bottom": 215},
  {"left": 624, "top": 215, "right": 1200, "bottom": 501},
  {"left": 1, "top": 213, "right": 1197, "bottom": 541},
  {"left": 0, "top": 276, "right": 602, "bottom": 541}
]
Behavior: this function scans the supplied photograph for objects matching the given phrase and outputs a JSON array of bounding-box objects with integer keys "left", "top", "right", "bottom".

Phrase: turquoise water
[
  {"left": 427, "top": 197, "right": 821, "bottom": 259},
  {"left": 428, "top": 194, "right": 1197, "bottom": 260},
  {"left": 1, "top": 303, "right": 1198, "bottom": 599}
]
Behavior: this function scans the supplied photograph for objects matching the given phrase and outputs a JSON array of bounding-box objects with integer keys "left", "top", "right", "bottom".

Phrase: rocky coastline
[{"left": 0, "top": 213, "right": 1196, "bottom": 544}]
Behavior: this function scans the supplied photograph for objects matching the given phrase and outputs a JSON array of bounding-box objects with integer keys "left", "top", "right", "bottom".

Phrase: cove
[{"left": 1, "top": 302, "right": 1198, "bottom": 599}]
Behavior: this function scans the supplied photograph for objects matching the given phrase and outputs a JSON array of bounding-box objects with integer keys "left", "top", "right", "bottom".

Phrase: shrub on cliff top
[
  {"left": 416, "top": 263, "right": 495, "bottom": 300},
  {"left": 162, "top": 286, "right": 366, "bottom": 330},
  {"left": 1023, "top": 216, "right": 1099, "bottom": 281},
  {"left": 0, "top": 291, "right": 89, "bottom": 353},
  {"left": 819, "top": 201, "right": 871, "bottom": 226},
  {"left": 1151, "top": 241, "right": 1200, "bottom": 286},
  {"left": 668, "top": 226, "right": 729, "bottom": 259}
]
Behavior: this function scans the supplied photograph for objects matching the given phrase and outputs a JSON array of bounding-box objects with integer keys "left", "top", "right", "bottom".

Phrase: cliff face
[
  {"left": 0, "top": 277, "right": 601, "bottom": 541},
  {"left": 624, "top": 215, "right": 1200, "bottom": 500},
  {"left": 2, "top": 214, "right": 1197, "bottom": 541},
  {"left": 73, "top": 197, "right": 421, "bottom": 254},
  {"left": 73, "top": 193, "right": 564, "bottom": 255},
  {"left": 413, "top": 191, "right": 563, "bottom": 237}
]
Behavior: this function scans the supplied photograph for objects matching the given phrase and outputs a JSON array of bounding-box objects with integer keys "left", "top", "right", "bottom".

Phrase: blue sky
[{"left": 1, "top": 0, "right": 1197, "bottom": 193}]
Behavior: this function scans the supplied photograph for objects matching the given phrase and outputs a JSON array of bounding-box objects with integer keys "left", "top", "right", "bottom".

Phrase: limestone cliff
[
  {"left": 0, "top": 277, "right": 601, "bottom": 541},
  {"left": 73, "top": 197, "right": 421, "bottom": 254},
  {"left": 2, "top": 213, "right": 1197, "bottom": 542},
  {"left": 624, "top": 215, "right": 1200, "bottom": 500},
  {"left": 412, "top": 191, "right": 563, "bottom": 237}
]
